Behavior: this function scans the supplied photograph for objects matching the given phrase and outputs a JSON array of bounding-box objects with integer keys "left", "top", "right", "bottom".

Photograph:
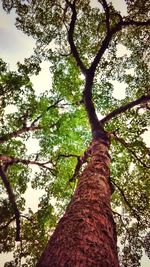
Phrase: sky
[{"left": 0, "top": 1, "right": 150, "bottom": 266}]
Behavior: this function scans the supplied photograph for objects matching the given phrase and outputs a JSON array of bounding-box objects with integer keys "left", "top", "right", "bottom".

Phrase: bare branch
[
  {"left": 0, "top": 166, "right": 21, "bottom": 241},
  {"left": 65, "top": 0, "right": 87, "bottom": 75},
  {"left": 0, "top": 214, "right": 33, "bottom": 233},
  {"left": 20, "top": 214, "right": 33, "bottom": 222},
  {"left": 57, "top": 153, "right": 79, "bottom": 160},
  {"left": 100, "top": 95, "right": 150, "bottom": 124},
  {"left": 56, "top": 147, "right": 92, "bottom": 184},
  {"left": 0, "top": 155, "right": 55, "bottom": 173}
]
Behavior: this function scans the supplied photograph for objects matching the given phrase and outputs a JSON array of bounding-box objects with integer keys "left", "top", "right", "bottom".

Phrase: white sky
[{"left": 0, "top": 1, "right": 149, "bottom": 266}]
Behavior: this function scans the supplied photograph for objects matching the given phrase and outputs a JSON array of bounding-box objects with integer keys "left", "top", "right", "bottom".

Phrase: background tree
[{"left": 0, "top": 0, "right": 150, "bottom": 266}]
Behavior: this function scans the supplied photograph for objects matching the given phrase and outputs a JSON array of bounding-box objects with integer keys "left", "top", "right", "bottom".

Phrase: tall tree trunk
[{"left": 37, "top": 136, "right": 120, "bottom": 267}]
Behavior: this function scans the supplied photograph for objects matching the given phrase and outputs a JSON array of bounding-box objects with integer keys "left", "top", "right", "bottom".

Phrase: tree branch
[
  {"left": 111, "top": 178, "right": 140, "bottom": 221},
  {"left": 113, "top": 133, "right": 150, "bottom": 169},
  {"left": 57, "top": 153, "right": 79, "bottom": 160},
  {"left": 99, "top": 0, "right": 110, "bottom": 33},
  {"left": 0, "top": 125, "right": 41, "bottom": 143},
  {"left": 0, "top": 165, "right": 21, "bottom": 241},
  {"left": 30, "top": 98, "right": 63, "bottom": 127},
  {"left": 100, "top": 95, "right": 150, "bottom": 124},
  {"left": 88, "top": 16, "right": 149, "bottom": 75},
  {"left": 65, "top": 0, "right": 87, "bottom": 75},
  {"left": 89, "top": 22, "right": 122, "bottom": 74},
  {"left": 122, "top": 19, "right": 150, "bottom": 27},
  {"left": 0, "top": 216, "right": 15, "bottom": 230},
  {"left": 56, "top": 147, "right": 92, "bottom": 184},
  {"left": 0, "top": 99, "right": 62, "bottom": 143},
  {"left": 0, "top": 155, "right": 55, "bottom": 173}
]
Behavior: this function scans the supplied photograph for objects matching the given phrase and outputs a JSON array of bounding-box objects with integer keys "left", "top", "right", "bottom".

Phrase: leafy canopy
[{"left": 0, "top": 0, "right": 150, "bottom": 266}]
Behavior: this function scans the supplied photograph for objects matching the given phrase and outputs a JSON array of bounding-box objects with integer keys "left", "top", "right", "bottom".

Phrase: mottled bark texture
[{"left": 37, "top": 137, "right": 120, "bottom": 267}]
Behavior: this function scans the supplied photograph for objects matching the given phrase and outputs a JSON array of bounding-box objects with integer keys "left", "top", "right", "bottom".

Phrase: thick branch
[
  {"left": 100, "top": 95, "right": 150, "bottom": 124},
  {"left": 0, "top": 166, "right": 21, "bottom": 241},
  {"left": 66, "top": 0, "right": 87, "bottom": 75},
  {"left": 57, "top": 147, "right": 92, "bottom": 183},
  {"left": 89, "top": 17, "right": 149, "bottom": 74},
  {"left": 0, "top": 155, "right": 55, "bottom": 173},
  {"left": 89, "top": 22, "right": 122, "bottom": 74}
]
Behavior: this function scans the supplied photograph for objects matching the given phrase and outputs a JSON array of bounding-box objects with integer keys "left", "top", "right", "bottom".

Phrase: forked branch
[{"left": 0, "top": 216, "right": 15, "bottom": 230}]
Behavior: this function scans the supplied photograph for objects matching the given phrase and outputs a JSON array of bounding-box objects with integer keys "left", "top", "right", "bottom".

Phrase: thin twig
[
  {"left": 30, "top": 98, "right": 63, "bottom": 127},
  {"left": 122, "top": 19, "right": 150, "bottom": 27},
  {"left": 0, "top": 99, "right": 62, "bottom": 143}
]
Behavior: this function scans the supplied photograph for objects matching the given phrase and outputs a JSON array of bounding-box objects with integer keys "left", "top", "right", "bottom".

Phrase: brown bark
[{"left": 37, "top": 137, "right": 120, "bottom": 267}]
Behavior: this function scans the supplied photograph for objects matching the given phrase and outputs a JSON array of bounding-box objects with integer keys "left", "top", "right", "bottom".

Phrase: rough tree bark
[{"left": 37, "top": 134, "right": 120, "bottom": 267}]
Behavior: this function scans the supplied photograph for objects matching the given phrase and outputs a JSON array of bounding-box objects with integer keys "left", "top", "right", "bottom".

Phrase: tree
[{"left": 0, "top": 0, "right": 150, "bottom": 266}]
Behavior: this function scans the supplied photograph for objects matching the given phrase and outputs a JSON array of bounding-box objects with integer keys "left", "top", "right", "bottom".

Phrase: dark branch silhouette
[
  {"left": 122, "top": 19, "right": 150, "bottom": 27},
  {"left": 0, "top": 155, "right": 55, "bottom": 173},
  {"left": 100, "top": 95, "right": 150, "bottom": 124},
  {"left": 0, "top": 99, "right": 62, "bottom": 144},
  {"left": 0, "top": 216, "right": 15, "bottom": 230},
  {"left": 0, "top": 166, "right": 21, "bottom": 241},
  {"left": 0, "top": 125, "right": 41, "bottom": 143},
  {"left": 65, "top": 0, "right": 87, "bottom": 75},
  {"left": 30, "top": 98, "right": 63, "bottom": 127},
  {"left": 99, "top": 0, "right": 110, "bottom": 33},
  {"left": 113, "top": 133, "right": 150, "bottom": 169},
  {"left": 57, "top": 148, "right": 92, "bottom": 184},
  {"left": 89, "top": 23, "right": 122, "bottom": 74},
  {"left": 111, "top": 178, "right": 140, "bottom": 221}
]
